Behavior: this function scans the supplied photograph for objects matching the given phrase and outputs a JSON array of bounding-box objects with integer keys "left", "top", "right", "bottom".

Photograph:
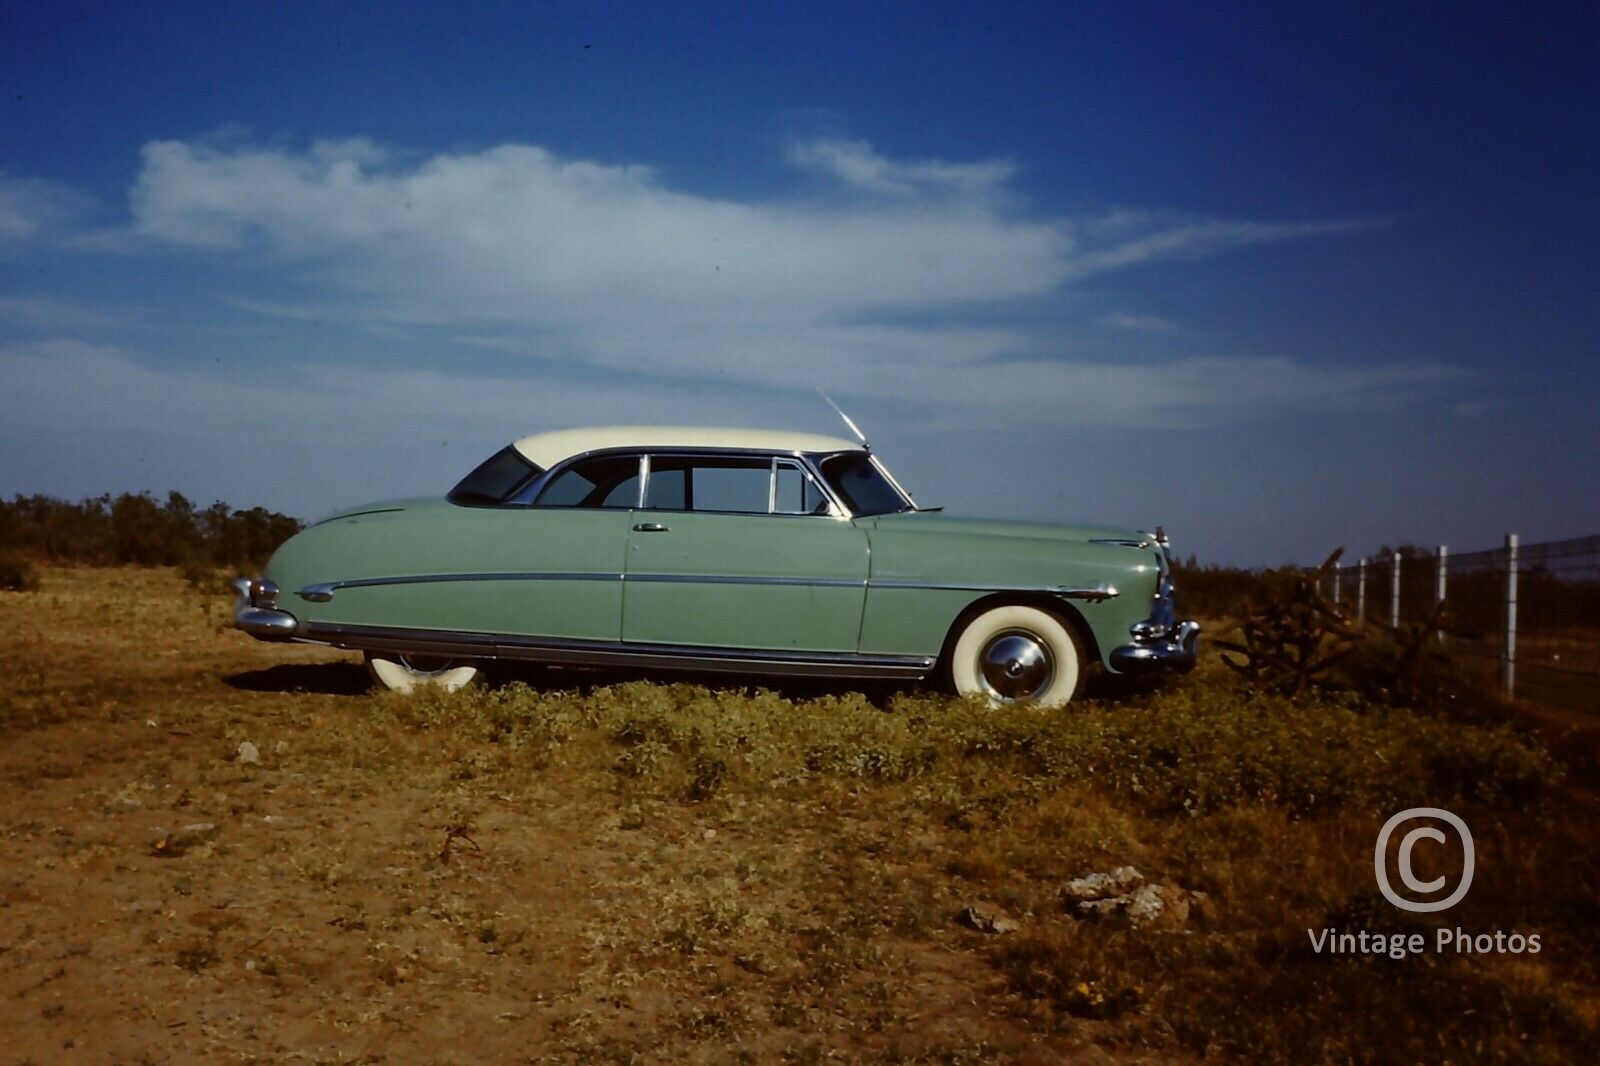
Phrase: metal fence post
[
  {"left": 1357, "top": 558, "right": 1367, "bottom": 621},
  {"left": 1436, "top": 545, "right": 1448, "bottom": 643},
  {"left": 1502, "top": 533, "right": 1518, "bottom": 698},
  {"left": 1390, "top": 551, "right": 1401, "bottom": 629},
  {"left": 1332, "top": 560, "right": 1341, "bottom": 606}
]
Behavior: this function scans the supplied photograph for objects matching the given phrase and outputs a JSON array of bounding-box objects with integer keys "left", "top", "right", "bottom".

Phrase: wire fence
[{"left": 1320, "top": 534, "right": 1600, "bottom": 715}]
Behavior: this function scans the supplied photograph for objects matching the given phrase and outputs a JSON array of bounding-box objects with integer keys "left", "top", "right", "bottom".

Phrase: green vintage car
[{"left": 233, "top": 426, "right": 1198, "bottom": 705}]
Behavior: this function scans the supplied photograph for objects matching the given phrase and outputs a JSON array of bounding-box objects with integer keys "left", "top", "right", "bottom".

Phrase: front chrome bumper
[
  {"left": 1108, "top": 568, "right": 1200, "bottom": 675},
  {"left": 1110, "top": 619, "right": 1201, "bottom": 674},
  {"left": 231, "top": 577, "right": 300, "bottom": 641}
]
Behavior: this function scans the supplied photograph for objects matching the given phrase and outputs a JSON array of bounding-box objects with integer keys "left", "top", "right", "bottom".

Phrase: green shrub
[
  {"left": 388, "top": 672, "right": 1555, "bottom": 819},
  {"left": 0, "top": 551, "right": 39, "bottom": 592}
]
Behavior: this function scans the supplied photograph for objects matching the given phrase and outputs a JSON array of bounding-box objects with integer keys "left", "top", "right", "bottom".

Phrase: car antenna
[{"left": 818, "top": 390, "right": 871, "bottom": 451}]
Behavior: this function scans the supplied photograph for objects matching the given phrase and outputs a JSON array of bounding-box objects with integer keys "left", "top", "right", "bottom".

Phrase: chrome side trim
[
  {"left": 302, "top": 622, "right": 935, "bottom": 680},
  {"left": 298, "top": 571, "right": 1112, "bottom": 601},
  {"left": 631, "top": 573, "right": 866, "bottom": 588},
  {"left": 869, "top": 579, "right": 1119, "bottom": 601},
  {"left": 298, "top": 572, "right": 622, "bottom": 601}
]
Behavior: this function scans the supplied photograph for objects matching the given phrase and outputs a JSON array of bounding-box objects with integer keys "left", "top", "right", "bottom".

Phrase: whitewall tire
[
  {"left": 948, "top": 605, "right": 1085, "bottom": 708},
  {"left": 365, "top": 652, "right": 480, "bottom": 694}
]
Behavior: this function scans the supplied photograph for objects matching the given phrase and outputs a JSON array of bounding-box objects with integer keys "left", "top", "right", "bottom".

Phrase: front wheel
[
  {"left": 365, "top": 652, "right": 479, "bottom": 694},
  {"left": 947, "top": 605, "right": 1085, "bottom": 708}
]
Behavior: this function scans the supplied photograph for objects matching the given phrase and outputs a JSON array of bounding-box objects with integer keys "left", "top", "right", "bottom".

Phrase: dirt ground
[
  {"left": 2, "top": 568, "right": 1594, "bottom": 1064},
  {"left": 0, "top": 568, "right": 1124, "bottom": 1064}
]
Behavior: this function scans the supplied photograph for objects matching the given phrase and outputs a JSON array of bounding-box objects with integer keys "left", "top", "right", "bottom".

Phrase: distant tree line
[
  {"left": 1168, "top": 556, "right": 1287, "bottom": 620},
  {"left": 0, "top": 491, "right": 301, "bottom": 576}
]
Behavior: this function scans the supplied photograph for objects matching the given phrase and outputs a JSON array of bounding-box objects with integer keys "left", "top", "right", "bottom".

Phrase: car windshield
[
  {"left": 819, "top": 452, "right": 914, "bottom": 516},
  {"left": 447, "top": 445, "right": 542, "bottom": 505}
]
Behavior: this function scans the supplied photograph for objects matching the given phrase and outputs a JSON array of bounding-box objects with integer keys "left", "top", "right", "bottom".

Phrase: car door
[
  {"left": 622, "top": 454, "right": 870, "bottom": 652},
  {"left": 463, "top": 451, "right": 642, "bottom": 641}
]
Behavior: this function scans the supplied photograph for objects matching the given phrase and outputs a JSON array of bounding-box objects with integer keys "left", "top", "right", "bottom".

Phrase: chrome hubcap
[{"left": 978, "top": 630, "right": 1054, "bottom": 700}]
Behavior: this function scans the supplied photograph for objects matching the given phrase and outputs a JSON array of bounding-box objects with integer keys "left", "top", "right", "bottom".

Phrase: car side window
[
  {"left": 774, "top": 460, "right": 831, "bottom": 515},
  {"left": 534, "top": 454, "right": 642, "bottom": 508},
  {"left": 645, "top": 456, "right": 769, "bottom": 513}
]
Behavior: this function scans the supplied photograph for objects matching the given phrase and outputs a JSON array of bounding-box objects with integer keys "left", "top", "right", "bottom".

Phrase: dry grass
[{"left": 0, "top": 566, "right": 1594, "bottom": 1063}]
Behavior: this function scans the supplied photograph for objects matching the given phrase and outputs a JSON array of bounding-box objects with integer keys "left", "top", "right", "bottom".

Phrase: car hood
[{"left": 865, "top": 510, "right": 1154, "bottom": 546}]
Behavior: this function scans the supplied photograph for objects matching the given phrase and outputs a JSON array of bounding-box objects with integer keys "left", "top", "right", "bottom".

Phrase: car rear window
[{"left": 447, "top": 446, "right": 542, "bottom": 506}]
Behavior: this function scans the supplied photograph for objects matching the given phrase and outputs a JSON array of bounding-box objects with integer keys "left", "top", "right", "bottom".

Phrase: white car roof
[{"left": 511, "top": 426, "right": 863, "bottom": 469}]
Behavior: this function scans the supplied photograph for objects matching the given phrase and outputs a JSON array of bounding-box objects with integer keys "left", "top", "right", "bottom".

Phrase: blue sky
[{"left": 2, "top": 1, "right": 1595, "bottom": 565}]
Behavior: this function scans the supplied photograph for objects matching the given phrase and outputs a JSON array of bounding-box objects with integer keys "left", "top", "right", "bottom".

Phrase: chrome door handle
[{"left": 632, "top": 522, "right": 670, "bottom": 533}]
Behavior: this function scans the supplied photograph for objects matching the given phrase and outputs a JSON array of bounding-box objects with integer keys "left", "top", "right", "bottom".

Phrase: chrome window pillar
[
  {"left": 520, "top": 444, "right": 862, "bottom": 520},
  {"left": 868, "top": 454, "right": 918, "bottom": 510}
]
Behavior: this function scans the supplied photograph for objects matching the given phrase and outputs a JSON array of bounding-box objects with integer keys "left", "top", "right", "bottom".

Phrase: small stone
[
  {"left": 958, "top": 902, "right": 1018, "bottom": 935},
  {"left": 1070, "top": 881, "right": 1198, "bottom": 928},
  {"left": 1061, "top": 866, "right": 1144, "bottom": 903},
  {"left": 273, "top": 740, "right": 288, "bottom": 755},
  {"left": 1126, "top": 883, "right": 1188, "bottom": 927},
  {"left": 151, "top": 822, "right": 217, "bottom": 858},
  {"left": 261, "top": 815, "right": 291, "bottom": 827},
  {"left": 1073, "top": 897, "right": 1130, "bottom": 920},
  {"left": 236, "top": 741, "right": 260, "bottom": 764},
  {"left": 702, "top": 828, "right": 717, "bottom": 841}
]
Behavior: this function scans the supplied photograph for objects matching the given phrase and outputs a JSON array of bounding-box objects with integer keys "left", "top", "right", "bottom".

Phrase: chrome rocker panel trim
[{"left": 301, "top": 622, "right": 937, "bottom": 681}]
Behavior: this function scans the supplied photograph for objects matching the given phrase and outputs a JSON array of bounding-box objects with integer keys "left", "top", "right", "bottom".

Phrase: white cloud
[
  {"left": 0, "top": 175, "right": 96, "bottom": 242},
  {"left": 116, "top": 135, "right": 1411, "bottom": 415},
  {"left": 785, "top": 138, "right": 1018, "bottom": 196},
  {"left": 1065, "top": 217, "right": 1370, "bottom": 278},
  {"left": 29, "top": 130, "right": 1453, "bottom": 451},
  {"left": 1102, "top": 310, "right": 1177, "bottom": 332},
  {"left": 0, "top": 294, "right": 143, "bottom": 331},
  {"left": 0, "top": 336, "right": 1464, "bottom": 525},
  {"left": 130, "top": 137, "right": 1071, "bottom": 323}
]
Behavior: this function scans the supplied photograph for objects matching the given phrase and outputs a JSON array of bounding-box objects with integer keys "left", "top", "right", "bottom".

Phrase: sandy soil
[{"left": 0, "top": 569, "right": 1122, "bottom": 1064}]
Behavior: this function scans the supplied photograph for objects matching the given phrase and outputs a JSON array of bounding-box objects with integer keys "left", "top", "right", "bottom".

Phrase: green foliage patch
[
  {"left": 380, "top": 669, "right": 1583, "bottom": 1063},
  {"left": 390, "top": 670, "right": 1555, "bottom": 818}
]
